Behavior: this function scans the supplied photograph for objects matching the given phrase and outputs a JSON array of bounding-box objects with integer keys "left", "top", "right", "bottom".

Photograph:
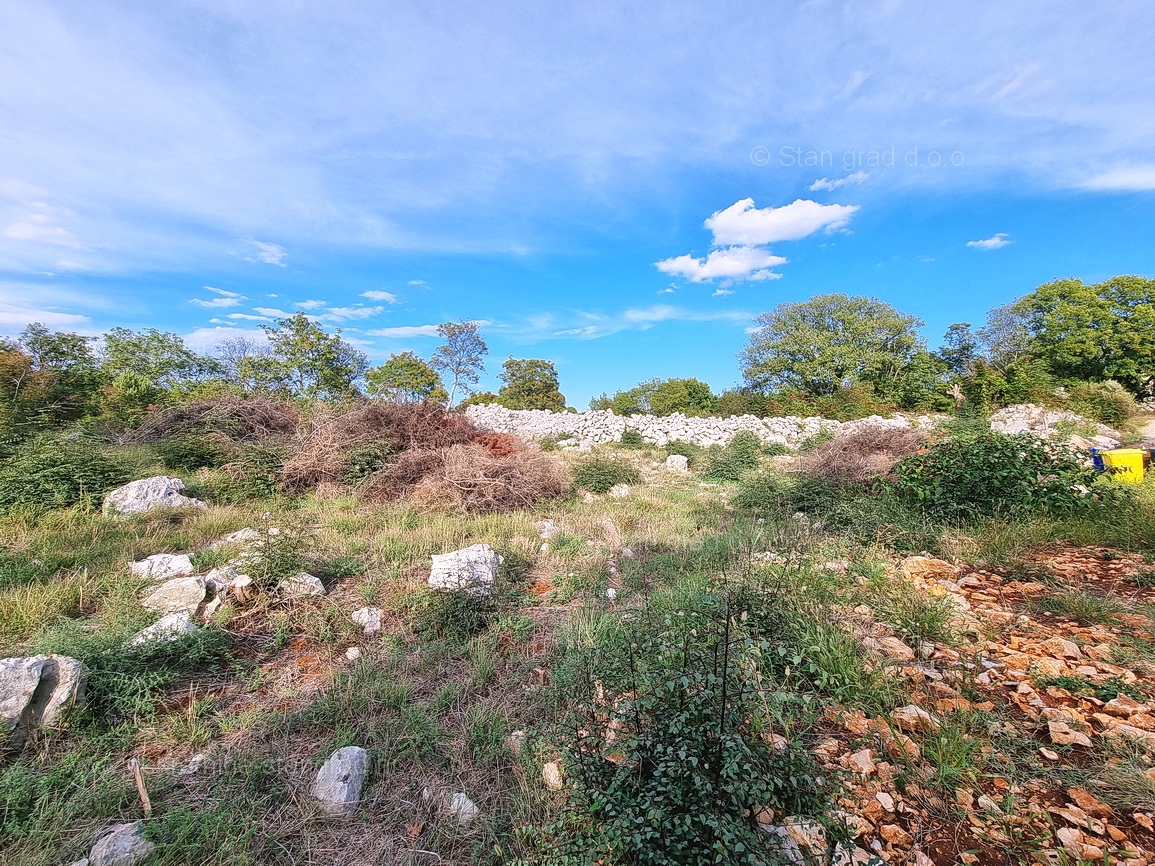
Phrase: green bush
[
  {"left": 0, "top": 435, "right": 130, "bottom": 514},
  {"left": 414, "top": 588, "right": 497, "bottom": 643},
  {"left": 341, "top": 442, "right": 394, "bottom": 485},
  {"left": 198, "top": 444, "right": 283, "bottom": 502},
  {"left": 525, "top": 598, "right": 841, "bottom": 865},
  {"left": 664, "top": 439, "right": 706, "bottom": 469},
  {"left": 572, "top": 456, "right": 642, "bottom": 493},
  {"left": 890, "top": 432, "right": 1111, "bottom": 520},
  {"left": 155, "top": 434, "right": 229, "bottom": 472},
  {"left": 703, "top": 430, "right": 768, "bottom": 481},
  {"left": 618, "top": 429, "right": 646, "bottom": 449},
  {"left": 1067, "top": 380, "right": 1137, "bottom": 427}
]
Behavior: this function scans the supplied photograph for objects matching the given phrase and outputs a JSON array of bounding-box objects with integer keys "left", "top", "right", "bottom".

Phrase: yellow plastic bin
[{"left": 1102, "top": 448, "right": 1146, "bottom": 483}]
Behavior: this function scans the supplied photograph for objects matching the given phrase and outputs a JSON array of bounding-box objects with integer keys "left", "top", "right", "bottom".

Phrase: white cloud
[
  {"left": 1082, "top": 165, "right": 1155, "bottom": 191},
  {"left": 183, "top": 326, "right": 270, "bottom": 353},
  {"left": 361, "top": 290, "right": 400, "bottom": 303},
  {"left": 966, "top": 232, "right": 1012, "bottom": 250},
  {"left": 244, "top": 240, "right": 287, "bottom": 267},
  {"left": 407, "top": 280, "right": 427, "bottom": 287},
  {"left": 656, "top": 286, "right": 675, "bottom": 294},
  {"left": 205, "top": 286, "right": 243, "bottom": 298},
  {"left": 190, "top": 292, "right": 244, "bottom": 308},
  {"left": 294, "top": 299, "right": 327, "bottom": 310},
  {"left": 366, "top": 324, "right": 440, "bottom": 338},
  {"left": 320, "top": 305, "right": 385, "bottom": 322},
  {"left": 4, "top": 213, "right": 86, "bottom": 249},
  {"left": 253, "top": 306, "right": 293, "bottom": 317},
  {"left": 227, "top": 312, "right": 274, "bottom": 321},
  {"left": 809, "top": 171, "right": 869, "bottom": 192},
  {"left": 656, "top": 246, "right": 787, "bottom": 283},
  {"left": 0, "top": 301, "right": 90, "bottom": 332},
  {"left": 706, "top": 198, "right": 859, "bottom": 246},
  {"left": 713, "top": 288, "right": 733, "bottom": 297}
]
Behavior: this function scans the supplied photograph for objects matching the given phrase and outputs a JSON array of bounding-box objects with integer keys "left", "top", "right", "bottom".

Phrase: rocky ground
[{"left": 816, "top": 550, "right": 1155, "bottom": 865}]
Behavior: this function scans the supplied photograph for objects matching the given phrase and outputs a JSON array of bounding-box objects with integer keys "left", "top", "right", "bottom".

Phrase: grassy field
[{"left": 3, "top": 433, "right": 1155, "bottom": 865}]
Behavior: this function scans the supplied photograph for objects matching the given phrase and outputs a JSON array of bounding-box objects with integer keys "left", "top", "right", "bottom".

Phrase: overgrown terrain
[{"left": 2, "top": 403, "right": 1155, "bottom": 865}]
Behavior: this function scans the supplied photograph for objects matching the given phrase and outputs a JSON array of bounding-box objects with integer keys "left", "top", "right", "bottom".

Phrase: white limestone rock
[
  {"left": 0, "top": 655, "right": 86, "bottom": 740},
  {"left": 129, "top": 613, "right": 199, "bottom": 647},
  {"left": 140, "top": 576, "right": 206, "bottom": 616},
  {"left": 103, "top": 476, "right": 206, "bottom": 516},
  {"left": 664, "top": 454, "right": 689, "bottom": 472},
  {"left": 278, "top": 573, "right": 326, "bottom": 597},
  {"left": 428, "top": 544, "right": 501, "bottom": 595},
  {"left": 128, "top": 553, "right": 194, "bottom": 581},
  {"left": 351, "top": 607, "right": 382, "bottom": 635},
  {"left": 87, "top": 821, "right": 155, "bottom": 866},
  {"left": 311, "top": 746, "right": 371, "bottom": 817}
]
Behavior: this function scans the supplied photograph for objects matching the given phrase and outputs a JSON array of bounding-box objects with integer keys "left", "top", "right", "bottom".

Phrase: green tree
[
  {"left": 366, "top": 351, "right": 448, "bottom": 403},
  {"left": 497, "top": 358, "right": 566, "bottom": 410},
  {"left": 101, "top": 327, "right": 220, "bottom": 389},
  {"left": 939, "top": 323, "right": 979, "bottom": 376},
  {"left": 590, "top": 377, "right": 715, "bottom": 415},
  {"left": 430, "top": 320, "right": 488, "bottom": 406},
  {"left": 1012, "top": 276, "right": 1155, "bottom": 393},
  {"left": 1, "top": 323, "right": 101, "bottom": 426},
  {"left": 976, "top": 302, "right": 1033, "bottom": 372},
  {"left": 740, "top": 293, "right": 926, "bottom": 397},
  {"left": 256, "top": 313, "right": 369, "bottom": 399}
]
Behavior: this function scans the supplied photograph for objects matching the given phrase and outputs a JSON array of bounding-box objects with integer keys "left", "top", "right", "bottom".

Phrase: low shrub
[
  {"left": 664, "top": 439, "right": 706, "bottom": 469},
  {"left": 703, "top": 430, "right": 767, "bottom": 481},
  {"left": 155, "top": 434, "right": 231, "bottom": 472},
  {"left": 1067, "top": 380, "right": 1137, "bottom": 427},
  {"left": 572, "top": 456, "right": 641, "bottom": 493},
  {"left": 618, "top": 429, "right": 646, "bottom": 449},
  {"left": 200, "top": 444, "right": 284, "bottom": 503},
  {"left": 414, "top": 588, "right": 497, "bottom": 643},
  {"left": 890, "top": 432, "right": 1112, "bottom": 520},
  {"left": 0, "top": 435, "right": 130, "bottom": 514}
]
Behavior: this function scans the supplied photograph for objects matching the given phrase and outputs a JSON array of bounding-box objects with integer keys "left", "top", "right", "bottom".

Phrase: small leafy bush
[
  {"left": 1067, "top": 380, "right": 1137, "bottom": 427},
  {"left": 525, "top": 597, "right": 842, "bottom": 865},
  {"left": 414, "top": 589, "right": 497, "bottom": 643},
  {"left": 155, "top": 434, "right": 230, "bottom": 472},
  {"left": 664, "top": 439, "right": 706, "bottom": 469},
  {"left": 703, "top": 430, "right": 768, "bottom": 481},
  {"left": 618, "top": 429, "right": 646, "bottom": 449},
  {"left": 890, "top": 432, "right": 1110, "bottom": 520},
  {"left": 245, "top": 519, "right": 315, "bottom": 588},
  {"left": 200, "top": 444, "right": 283, "bottom": 502},
  {"left": 572, "top": 456, "right": 641, "bottom": 493},
  {"left": 0, "top": 436, "right": 130, "bottom": 514},
  {"left": 342, "top": 443, "right": 393, "bottom": 485}
]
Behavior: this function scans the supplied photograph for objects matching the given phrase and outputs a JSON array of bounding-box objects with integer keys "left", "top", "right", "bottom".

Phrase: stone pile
[
  {"left": 466, "top": 405, "right": 932, "bottom": 449},
  {"left": 990, "top": 404, "right": 1121, "bottom": 448}
]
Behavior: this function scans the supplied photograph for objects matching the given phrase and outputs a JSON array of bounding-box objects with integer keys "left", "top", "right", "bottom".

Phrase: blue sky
[{"left": 3, "top": 1, "right": 1155, "bottom": 407}]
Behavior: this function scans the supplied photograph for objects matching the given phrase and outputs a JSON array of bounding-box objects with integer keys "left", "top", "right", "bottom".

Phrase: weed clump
[
  {"left": 1067, "top": 380, "right": 1137, "bottom": 427},
  {"left": 155, "top": 433, "right": 231, "bottom": 472},
  {"left": 703, "top": 430, "right": 776, "bottom": 481},
  {"left": 572, "top": 456, "right": 641, "bottom": 493},
  {"left": 618, "top": 429, "right": 646, "bottom": 449},
  {"left": 0, "top": 435, "right": 130, "bottom": 514}
]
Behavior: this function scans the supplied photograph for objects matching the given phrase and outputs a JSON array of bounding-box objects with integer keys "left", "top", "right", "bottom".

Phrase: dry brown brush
[
  {"left": 121, "top": 396, "right": 300, "bottom": 444},
  {"left": 402, "top": 443, "right": 572, "bottom": 513},
  {"left": 799, "top": 425, "right": 925, "bottom": 483}
]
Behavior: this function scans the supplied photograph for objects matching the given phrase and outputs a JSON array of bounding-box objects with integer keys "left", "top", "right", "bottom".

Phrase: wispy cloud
[
  {"left": 244, "top": 240, "right": 287, "bottom": 267},
  {"left": 367, "top": 324, "right": 440, "bottom": 338},
  {"left": 190, "top": 285, "right": 247, "bottom": 308},
  {"left": 227, "top": 312, "right": 274, "bottom": 321},
  {"left": 1082, "top": 165, "right": 1155, "bottom": 191},
  {"left": 809, "top": 171, "right": 869, "bottom": 192},
  {"left": 712, "top": 288, "right": 733, "bottom": 297},
  {"left": 4, "top": 213, "right": 86, "bottom": 249},
  {"left": 0, "top": 301, "right": 91, "bottom": 333},
  {"left": 362, "top": 290, "right": 400, "bottom": 303},
  {"left": 319, "top": 305, "right": 385, "bottom": 322},
  {"left": 252, "top": 306, "right": 293, "bottom": 317},
  {"left": 966, "top": 232, "right": 1012, "bottom": 250}
]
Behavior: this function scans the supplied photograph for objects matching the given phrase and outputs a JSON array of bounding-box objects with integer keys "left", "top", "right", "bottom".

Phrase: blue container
[{"left": 1090, "top": 448, "right": 1105, "bottom": 471}]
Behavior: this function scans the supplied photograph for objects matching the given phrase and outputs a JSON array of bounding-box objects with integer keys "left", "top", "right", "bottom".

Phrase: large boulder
[
  {"left": 428, "top": 544, "right": 501, "bottom": 595},
  {"left": 0, "top": 655, "right": 86, "bottom": 743},
  {"left": 104, "top": 476, "right": 207, "bottom": 516},
  {"left": 87, "top": 821, "right": 155, "bottom": 866},
  {"left": 311, "top": 746, "right": 371, "bottom": 817},
  {"left": 278, "top": 573, "right": 326, "bottom": 597}
]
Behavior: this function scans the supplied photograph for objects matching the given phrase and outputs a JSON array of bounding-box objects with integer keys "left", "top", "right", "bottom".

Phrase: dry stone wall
[{"left": 465, "top": 404, "right": 928, "bottom": 449}]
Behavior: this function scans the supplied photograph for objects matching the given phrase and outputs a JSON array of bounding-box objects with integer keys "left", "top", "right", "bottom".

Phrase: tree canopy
[
  {"left": 431, "top": 321, "right": 488, "bottom": 406},
  {"left": 1010, "top": 276, "right": 1155, "bottom": 393},
  {"left": 497, "top": 358, "right": 566, "bottom": 410},
  {"left": 252, "top": 314, "right": 369, "bottom": 399},
  {"left": 590, "top": 377, "right": 715, "bottom": 415},
  {"left": 366, "top": 351, "right": 448, "bottom": 403},
  {"left": 740, "top": 294, "right": 927, "bottom": 398}
]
